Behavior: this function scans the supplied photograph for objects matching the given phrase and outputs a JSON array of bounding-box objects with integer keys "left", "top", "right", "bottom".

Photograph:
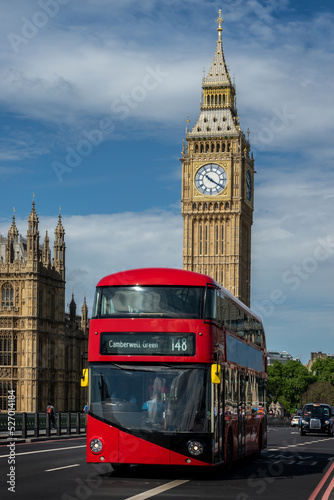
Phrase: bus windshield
[
  {"left": 92, "top": 286, "right": 204, "bottom": 319},
  {"left": 90, "top": 364, "right": 210, "bottom": 433}
]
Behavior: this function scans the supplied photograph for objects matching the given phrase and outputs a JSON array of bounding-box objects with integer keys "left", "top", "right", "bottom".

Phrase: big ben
[{"left": 181, "top": 11, "right": 254, "bottom": 307}]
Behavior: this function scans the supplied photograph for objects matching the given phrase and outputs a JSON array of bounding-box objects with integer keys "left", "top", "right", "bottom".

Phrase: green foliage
[
  {"left": 267, "top": 360, "right": 316, "bottom": 414},
  {"left": 310, "top": 358, "right": 334, "bottom": 384},
  {"left": 301, "top": 381, "right": 334, "bottom": 406}
]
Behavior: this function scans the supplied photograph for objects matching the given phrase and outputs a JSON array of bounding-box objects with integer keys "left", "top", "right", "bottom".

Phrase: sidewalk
[{"left": 0, "top": 428, "right": 86, "bottom": 444}]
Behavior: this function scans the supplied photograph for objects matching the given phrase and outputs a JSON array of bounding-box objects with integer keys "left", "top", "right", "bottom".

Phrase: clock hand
[{"left": 205, "top": 174, "right": 224, "bottom": 189}]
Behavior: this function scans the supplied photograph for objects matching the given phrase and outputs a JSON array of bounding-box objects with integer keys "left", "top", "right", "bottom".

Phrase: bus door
[
  {"left": 238, "top": 373, "right": 246, "bottom": 457},
  {"left": 213, "top": 370, "right": 224, "bottom": 463}
]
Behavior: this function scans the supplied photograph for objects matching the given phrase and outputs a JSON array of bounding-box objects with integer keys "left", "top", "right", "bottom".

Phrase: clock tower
[{"left": 181, "top": 11, "right": 254, "bottom": 307}]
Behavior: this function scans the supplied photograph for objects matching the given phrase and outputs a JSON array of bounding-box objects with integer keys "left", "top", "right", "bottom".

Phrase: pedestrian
[
  {"left": 46, "top": 402, "right": 56, "bottom": 429},
  {"left": 83, "top": 403, "right": 88, "bottom": 413}
]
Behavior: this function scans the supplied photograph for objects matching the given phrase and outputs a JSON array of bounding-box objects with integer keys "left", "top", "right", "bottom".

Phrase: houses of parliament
[
  {"left": 0, "top": 202, "right": 88, "bottom": 412},
  {"left": 0, "top": 11, "right": 254, "bottom": 412}
]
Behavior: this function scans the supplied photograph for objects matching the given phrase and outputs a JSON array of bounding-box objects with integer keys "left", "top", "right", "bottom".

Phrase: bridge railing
[
  {"left": 267, "top": 415, "right": 292, "bottom": 426},
  {"left": 0, "top": 412, "right": 86, "bottom": 439}
]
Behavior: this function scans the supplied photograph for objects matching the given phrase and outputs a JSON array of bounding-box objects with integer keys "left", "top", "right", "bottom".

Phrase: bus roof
[
  {"left": 97, "top": 267, "right": 216, "bottom": 288},
  {"left": 96, "top": 268, "right": 262, "bottom": 323}
]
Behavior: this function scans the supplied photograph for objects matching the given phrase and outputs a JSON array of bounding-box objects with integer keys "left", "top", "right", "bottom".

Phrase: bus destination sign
[{"left": 100, "top": 332, "right": 196, "bottom": 356}]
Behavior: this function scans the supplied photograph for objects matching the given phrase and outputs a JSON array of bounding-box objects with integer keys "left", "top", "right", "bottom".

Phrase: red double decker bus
[{"left": 83, "top": 268, "right": 267, "bottom": 469}]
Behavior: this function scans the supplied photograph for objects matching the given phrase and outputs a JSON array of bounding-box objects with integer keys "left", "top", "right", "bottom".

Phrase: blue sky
[{"left": 0, "top": 0, "right": 333, "bottom": 364}]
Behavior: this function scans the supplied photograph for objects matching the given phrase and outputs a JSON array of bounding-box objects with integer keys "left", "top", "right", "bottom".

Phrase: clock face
[
  {"left": 246, "top": 170, "right": 252, "bottom": 202},
  {"left": 194, "top": 163, "right": 227, "bottom": 196}
]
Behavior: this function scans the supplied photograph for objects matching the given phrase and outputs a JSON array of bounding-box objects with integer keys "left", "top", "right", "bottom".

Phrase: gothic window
[
  {"left": 199, "top": 226, "right": 203, "bottom": 255},
  {"left": 2, "top": 283, "right": 14, "bottom": 308},
  {"left": 215, "top": 95, "right": 218, "bottom": 105},
  {"left": 223, "top": 116, "right": 227, "bottom": 122},
  {"left": 205, "top": 225, "right": 208, "bottom": 255},
  {"left": 222, "top": 143, "right": 226, "bottom": 152},
  {"left": 205, "top": 143, "right": 209, "bottom": 153},
  {"left": 193, "top": 203, "right": 197, "bottom": 210},
  {"left": 221, "top": 225, "right": 224, "bottom": 254},
  {"left": 203, "top": 203, "right": 208, "bottom": 210},
  {"left": 214, "top": 203, "right": 219, "bottom": 210},
  {"left": 219, "top": 95, "right": 221, "bottom": 105},
  {"left": 195, "top": 143, "right": 199, "bottom": 152},
  {"left": 211, "top": 143, "right": 215, "bottom": 152},
  {"left": 223, "top": 94, "right": 226, "bottom": 104},
  {"left": 204, "top": 117, "right": 208, "bottom": 123},
  {"left": 0, "top": 382, "right": 11, "bottom": 410},
  {"left": 217, "top": 143, "right": 220, "bottom": 152},
  {"left": 0, "top": 334, "right": 17, "bottom": 366},
  {"left": 225, "top": 202, "right": 230, "bottom": 209},
  {"left": 200, "top": 144, "right": 204, "bottom": 153},
  {"left": 215, "top": 225, "right": 219, "bottom": 255}
]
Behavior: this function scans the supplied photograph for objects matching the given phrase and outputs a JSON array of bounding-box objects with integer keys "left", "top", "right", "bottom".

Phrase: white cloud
[{"left": 0, "top": 210, "right": 183, "bottom": 312}]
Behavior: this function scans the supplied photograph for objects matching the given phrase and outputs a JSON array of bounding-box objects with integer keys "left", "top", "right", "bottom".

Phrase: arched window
[{"left": 2, "top": 284, "right": 13, "bottom": 308}]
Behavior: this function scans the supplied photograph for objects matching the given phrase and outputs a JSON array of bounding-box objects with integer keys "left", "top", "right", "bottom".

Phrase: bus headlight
[
  {"left": 187, "top": 440, "right": 204, "bottom": 456},
  {"left": 90, "top": 438, "right": 103, "bottom": 454}
]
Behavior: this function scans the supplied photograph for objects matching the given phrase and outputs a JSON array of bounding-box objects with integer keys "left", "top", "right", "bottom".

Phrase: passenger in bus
[{"left": 142, "top": 377, "right": 166, "bottom": 425}]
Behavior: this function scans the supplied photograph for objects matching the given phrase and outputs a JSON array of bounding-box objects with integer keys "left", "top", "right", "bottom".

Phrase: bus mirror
[
  {"left": 211, "top": 364, "right": 221, "bottom": 384},
  {"left": 81, "top": 368, "right": 88, "bottom": 387}
]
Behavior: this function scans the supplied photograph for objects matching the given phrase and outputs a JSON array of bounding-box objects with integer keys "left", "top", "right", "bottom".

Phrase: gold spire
[{"left": 216, "top": 9, "right": 223, "bottom": 41}]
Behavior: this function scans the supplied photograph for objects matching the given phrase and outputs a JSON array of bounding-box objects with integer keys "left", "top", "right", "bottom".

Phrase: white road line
[
  {"left": 0, "top": 444, "right": 85, "bottom": 459},
  {"left": 124, "top": 480, "right": 189, "bottom": 500},
  {"left": 265, "top": 437, "right": 332, "bottom": 453},
  {"left": 45, "top": 464, "right": 80, "bottom": 472}
]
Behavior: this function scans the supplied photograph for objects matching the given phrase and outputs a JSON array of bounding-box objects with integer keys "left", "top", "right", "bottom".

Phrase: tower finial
[{"left": 216, "top": 9, "right": 224, "bottom": 41}]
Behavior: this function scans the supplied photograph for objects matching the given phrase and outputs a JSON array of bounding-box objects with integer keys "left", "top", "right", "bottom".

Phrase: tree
[
  {"left": 267, "top": 360, "right": 316, "bottom": 414},
  {"left": 301, "top": 381, "right": 334, "bottom": 406},
  {"left": 311, "top": 358, "right": 334, "bottom": 385}
]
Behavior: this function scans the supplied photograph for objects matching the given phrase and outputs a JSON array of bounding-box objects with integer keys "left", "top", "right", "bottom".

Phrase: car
[
  {"left": 291, "top": 416, "right": 300, "bottom": 427},
  {"left": 300, "top": 403, "right": 333, "bottom": 436}
]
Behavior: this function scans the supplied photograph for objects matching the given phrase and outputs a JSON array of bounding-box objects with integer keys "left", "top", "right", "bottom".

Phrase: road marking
[
  {"left": 307, "top": 460, "right": 334, "bottom": 500},
  {"left": 124, "top": 480, "right": 189, "bottom": 500},
  {"left": 266, "top": 437, "right": 332, "bottom": 453},
  {"left": 45, "top": 464, "right": 80, "bottom": 472},
  {"left": 0, "top": 444, "right": 85, "bottom": 459},
  {"left": 322, "top": 475, "right": 334, "bottom": 500}
]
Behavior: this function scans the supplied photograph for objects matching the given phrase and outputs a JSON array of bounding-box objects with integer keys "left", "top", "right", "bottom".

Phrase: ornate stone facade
[
  {"left": 0, "top": 203, "right": 88, "bottom": 412},
  {"left": 181, "top": 11, "right": 254, "bottom": 306}
]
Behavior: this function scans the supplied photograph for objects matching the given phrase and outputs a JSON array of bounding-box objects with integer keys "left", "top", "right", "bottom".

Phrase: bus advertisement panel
[{"left": 83, "top": 268, "right": 267, "bottom": 469}]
